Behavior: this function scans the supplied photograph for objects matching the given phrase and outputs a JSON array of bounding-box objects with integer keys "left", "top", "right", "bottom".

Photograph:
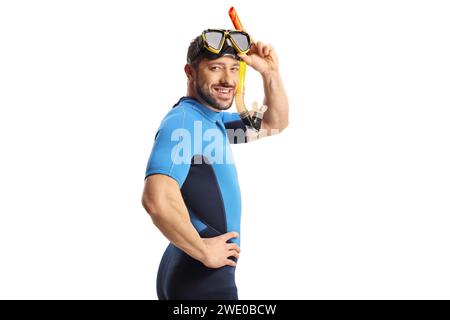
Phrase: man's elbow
[
  {"left": 141, "top": 192, "right": 165, "bottom": 219},
  {"left": 281, "top": 111, "right": 290, "bottom": 131},
  {"left": 269, "top": 120, "right": 289, "bottom": 135},
  {"left": 279, "top": 119, "right": 289, "bottom": 132}
]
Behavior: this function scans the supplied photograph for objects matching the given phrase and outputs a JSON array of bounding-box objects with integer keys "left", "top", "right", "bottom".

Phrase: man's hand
[
  {"left": 238, "top": 41, "right": 279, "bottom": 76},
  {"left": 238, "top": 40, "right": 289, "bottom": 134},
  {"left": 201, "top": 232, "right": 241, "bottom": 268}
]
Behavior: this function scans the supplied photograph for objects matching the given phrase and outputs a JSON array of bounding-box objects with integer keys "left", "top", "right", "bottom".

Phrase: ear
[{"left": 184, "top": 64, "right": 194, "bottom": 81}]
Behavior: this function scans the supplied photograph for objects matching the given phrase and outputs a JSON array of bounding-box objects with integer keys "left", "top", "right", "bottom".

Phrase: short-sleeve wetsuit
[{"left": 145, "top": 97, "right": 247, "bottom": 300}]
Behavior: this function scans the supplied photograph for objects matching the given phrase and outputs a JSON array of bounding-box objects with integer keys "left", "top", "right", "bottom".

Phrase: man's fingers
[
  {"left": 225, "top": 259, "right": 237, "bottom": 267},
  {"left": 256, "top": 41, "right": 265, "bottom": 57},
  {"left": 244, "top": 41, "right": 272, "bottom": 58},
  {"left": 227, "top": 243, "right": 241, "bottom": 253},
  {"left": 228, "top": 250, "right": 240, "bottom": 259},
  {"left": 248, "top": 43, "right": 258, "bottom": 55},
  {"left": 238, "top": 52, "right": 252, "bottom": 64},
  {"left": 221, "top": 232, "right": 239, "bottom": 242},
  {"left": 263, "top": 45, "right": 272, "bottom": 57}
]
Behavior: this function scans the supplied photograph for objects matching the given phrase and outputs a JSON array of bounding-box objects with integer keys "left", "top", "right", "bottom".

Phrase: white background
[{"left": 1, "top": 0, "right": 449, "bottom": 299}]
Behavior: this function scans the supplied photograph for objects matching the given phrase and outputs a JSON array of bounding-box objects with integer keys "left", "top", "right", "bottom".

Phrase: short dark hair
[{"left": 186, "top": 35, "right": 204, "bottom": 67}]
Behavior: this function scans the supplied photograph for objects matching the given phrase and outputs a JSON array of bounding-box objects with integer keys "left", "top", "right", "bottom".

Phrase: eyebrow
[{"left": 208, "top": 62, "right": 240, "bottom": 68}]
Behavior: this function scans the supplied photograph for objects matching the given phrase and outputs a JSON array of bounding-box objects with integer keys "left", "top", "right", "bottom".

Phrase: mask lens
[
  {"left": 229, "top": 31, "right": 250, "bottom": 52},
  {"left": 204, "top": 30, "right": 225, "bottom": 51}
]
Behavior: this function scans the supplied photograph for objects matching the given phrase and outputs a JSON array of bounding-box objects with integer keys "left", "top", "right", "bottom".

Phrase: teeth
[{"left": 217, "top": 88, "right": 231, "bottom": 93}]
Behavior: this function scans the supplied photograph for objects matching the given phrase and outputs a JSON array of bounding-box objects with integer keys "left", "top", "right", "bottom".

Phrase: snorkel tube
[{"left": 228, "top": 7, "right": 267, "bottom": 132}]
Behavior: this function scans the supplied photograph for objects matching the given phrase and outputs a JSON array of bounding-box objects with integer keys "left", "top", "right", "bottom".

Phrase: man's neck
[{"left": 186, "top": 92, "right": 220, "bottom": 113}]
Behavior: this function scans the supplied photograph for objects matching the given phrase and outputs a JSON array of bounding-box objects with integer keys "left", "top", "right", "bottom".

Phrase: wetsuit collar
[{"left": 178, "top": 96, "right": 222, "bottom": 123}]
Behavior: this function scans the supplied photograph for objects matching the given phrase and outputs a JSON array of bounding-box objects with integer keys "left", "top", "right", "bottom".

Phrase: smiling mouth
[{"left": 213, "top": 87, "right": 234, "bottom": 98}]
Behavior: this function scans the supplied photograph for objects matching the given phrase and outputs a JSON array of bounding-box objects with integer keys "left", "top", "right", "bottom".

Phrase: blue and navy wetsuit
[{"left": 145, "top": 97, "right": 247, "bottom": 300}]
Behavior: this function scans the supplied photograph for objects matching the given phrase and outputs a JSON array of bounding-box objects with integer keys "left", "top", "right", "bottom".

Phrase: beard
[{"left": 194, "top": 79, "right": 234, "bottom": 111}]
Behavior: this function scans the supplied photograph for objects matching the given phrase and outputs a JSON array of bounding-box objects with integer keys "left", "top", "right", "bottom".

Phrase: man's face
[{"left": 193, "top": 56, "right": 240, "bottom": 111}]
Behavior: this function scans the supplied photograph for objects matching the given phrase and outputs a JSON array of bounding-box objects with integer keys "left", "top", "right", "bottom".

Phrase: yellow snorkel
[{"left": 229, "top": 7, "right": 267, "bottom": 132}]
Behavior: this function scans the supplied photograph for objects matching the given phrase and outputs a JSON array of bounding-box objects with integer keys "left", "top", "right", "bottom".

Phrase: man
[{"left": 142, "top": 29, "right": 289, "bottom": 300}]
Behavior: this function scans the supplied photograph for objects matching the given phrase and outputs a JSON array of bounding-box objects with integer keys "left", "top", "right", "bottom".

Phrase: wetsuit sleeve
[
  {"left": 145, "top": 112, "right": 192, "bottom": 187},
  {"left": 221, "top": 112, "right": 248, "bottom": 144}
]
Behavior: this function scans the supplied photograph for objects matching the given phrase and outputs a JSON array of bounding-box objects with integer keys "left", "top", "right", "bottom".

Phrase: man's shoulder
[{"left": 159, "top": 99, "right": 198, "bottom": 131}]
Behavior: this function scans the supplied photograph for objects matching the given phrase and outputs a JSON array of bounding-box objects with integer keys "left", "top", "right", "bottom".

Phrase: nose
[
  {"left": 220, "top": 69, "right": 233, "bottom": 84},
  {"left": 219, "top": 67, "right": 236, "bottom": 88}
]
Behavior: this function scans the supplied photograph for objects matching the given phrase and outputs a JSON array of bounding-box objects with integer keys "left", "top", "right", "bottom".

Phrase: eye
[
  {"left": 210, "top": 66, "right": 221, "bottom": 71},
  {"left": 231, "top": 67, "right": 239, "bottom": 72}
]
